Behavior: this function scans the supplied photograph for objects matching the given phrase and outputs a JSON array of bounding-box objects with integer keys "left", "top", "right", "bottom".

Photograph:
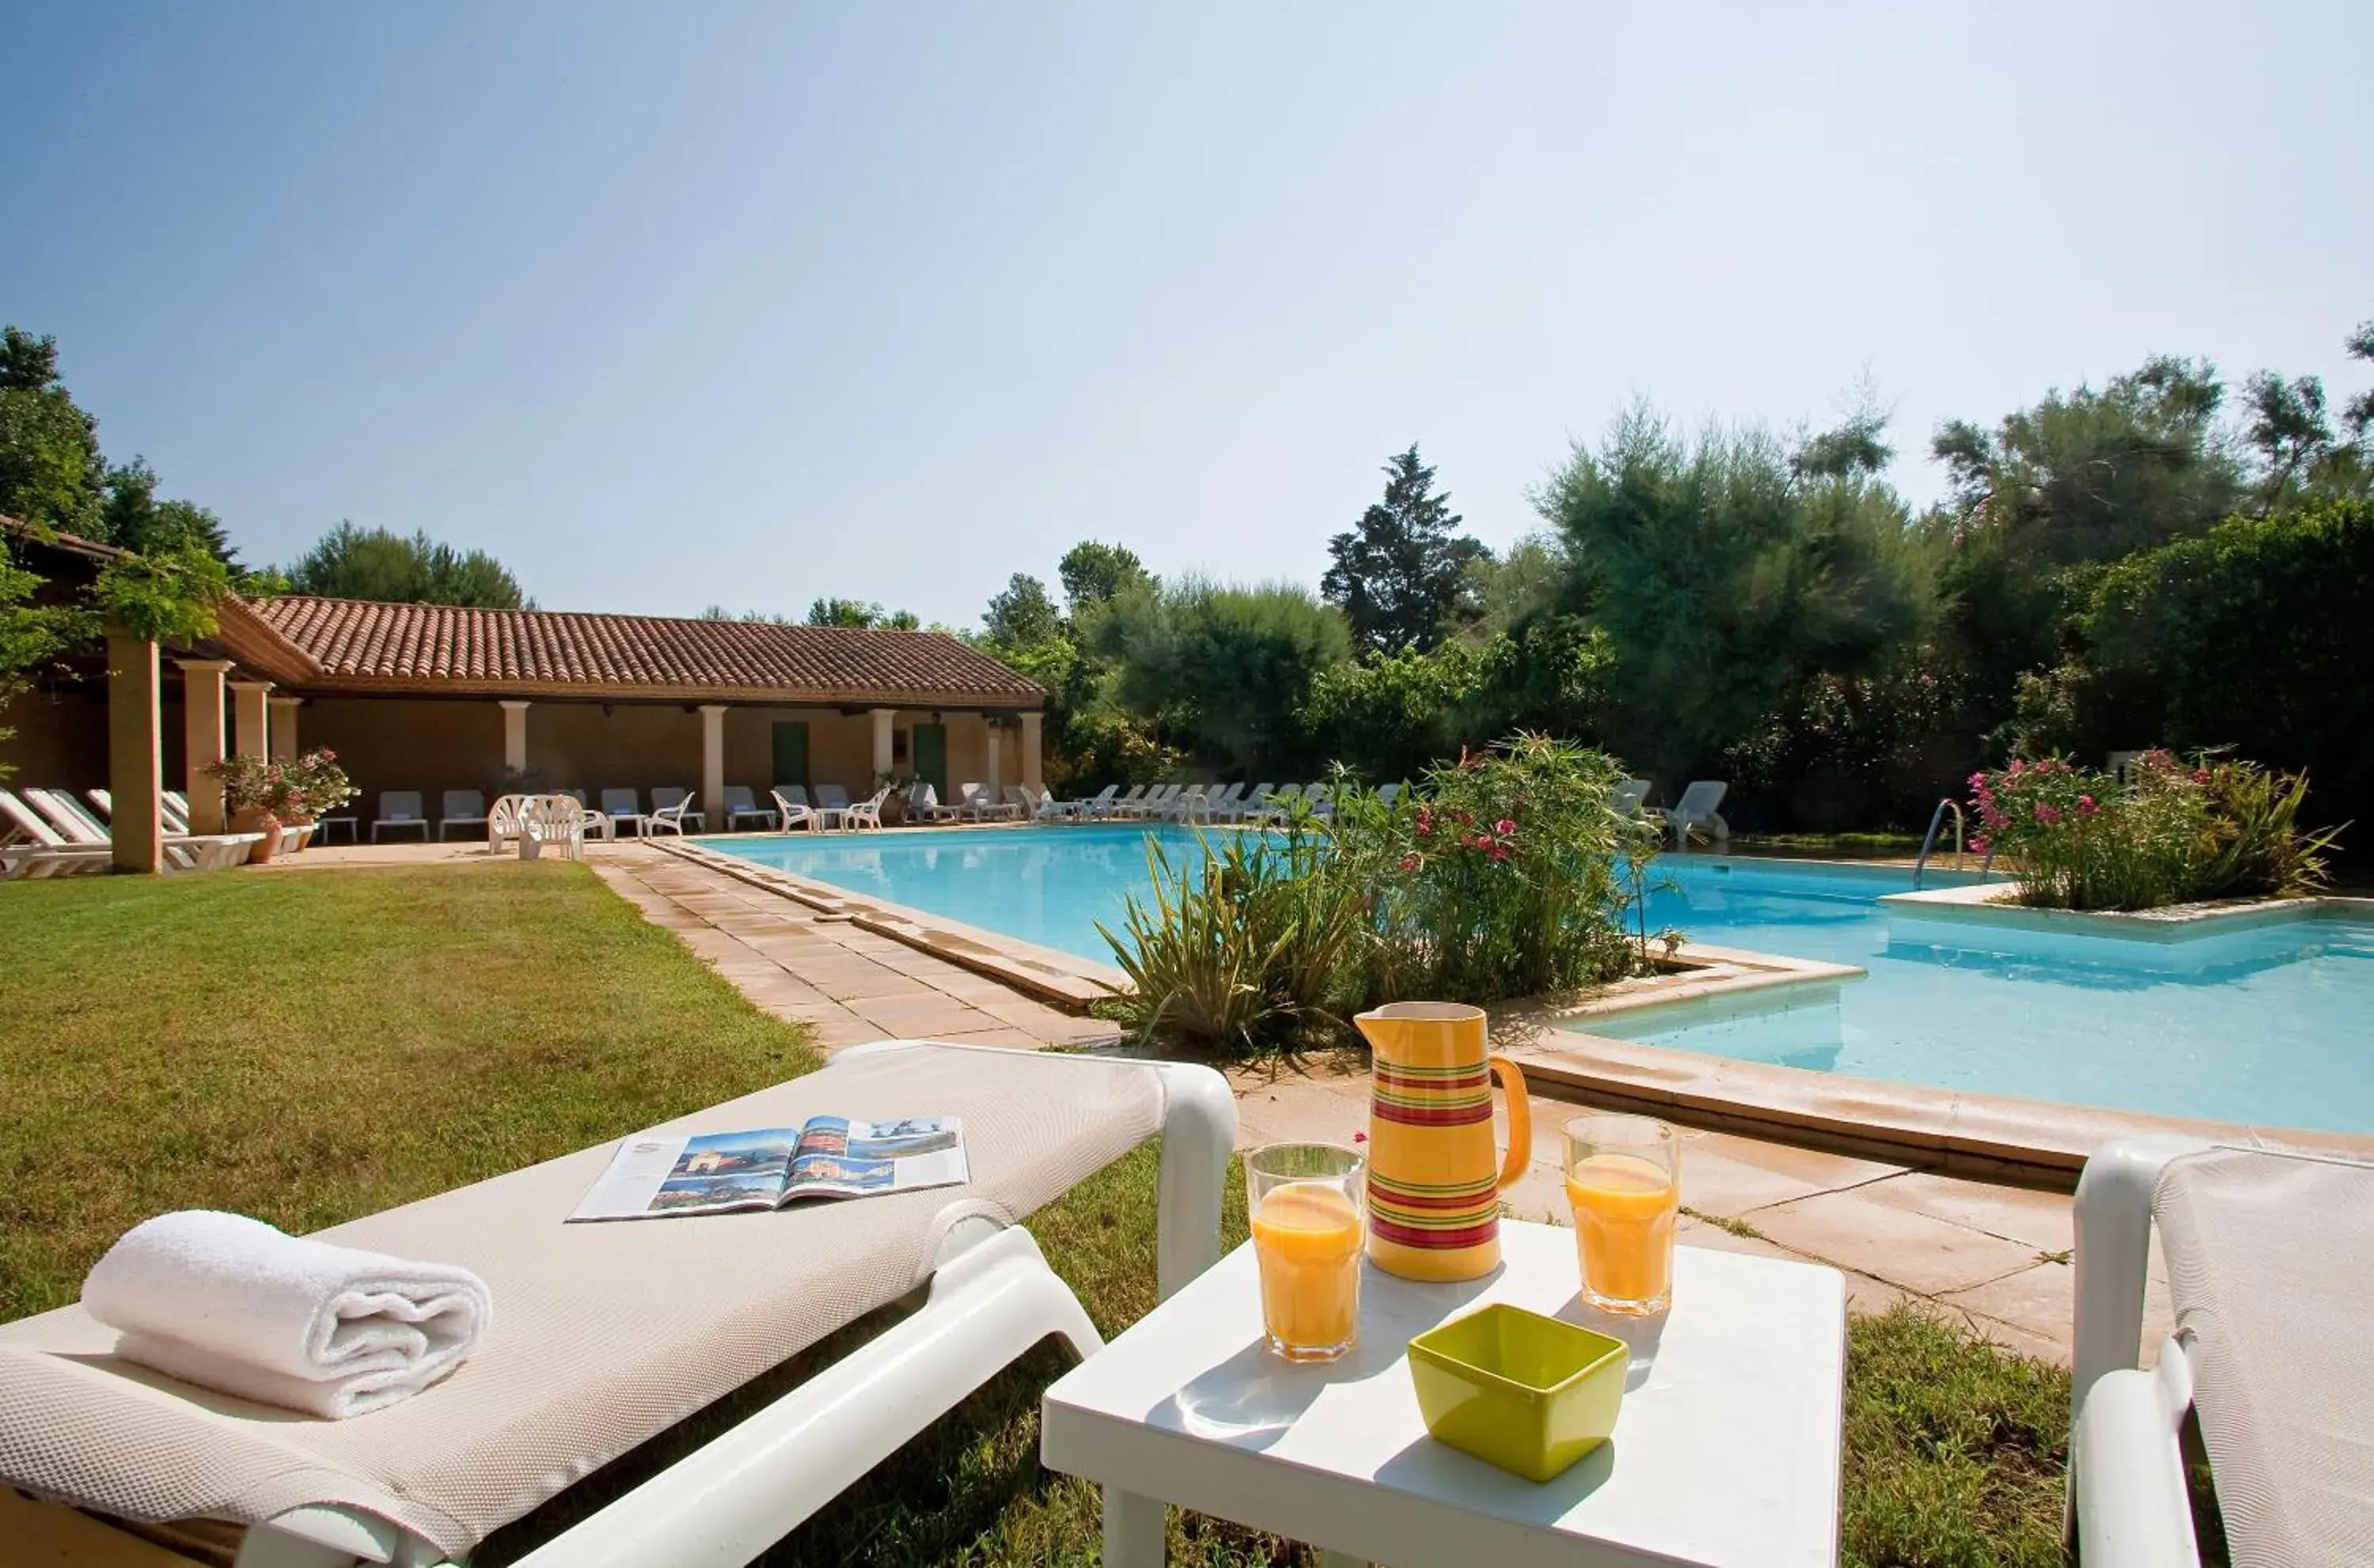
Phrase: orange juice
[
  {"left": 1251, "top": 1180, "right": 1363, "bottom": 1358},
  {"left": 1565, "top": 1152, "right": 1678, "bottom": 1312}
]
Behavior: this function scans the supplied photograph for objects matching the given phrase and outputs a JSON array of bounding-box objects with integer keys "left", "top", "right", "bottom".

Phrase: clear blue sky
[{"left": 6, "top": 2, "right": 2368, "bottom": 626}]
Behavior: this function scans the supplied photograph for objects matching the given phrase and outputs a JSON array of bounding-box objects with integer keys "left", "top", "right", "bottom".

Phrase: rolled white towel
[{"left": 82, "top": 1210, "right": 493, "bottom": 1418}]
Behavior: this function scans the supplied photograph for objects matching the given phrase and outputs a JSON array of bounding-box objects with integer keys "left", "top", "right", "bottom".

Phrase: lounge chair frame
[{"left": 44, "top": 1041, "right": 1232, "bottom": 1568}]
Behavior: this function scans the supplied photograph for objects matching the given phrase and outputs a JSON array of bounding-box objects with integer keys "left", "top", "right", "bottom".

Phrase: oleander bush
[{"left": 1973, "top": 749, "right": 2339, "bottom": 911}]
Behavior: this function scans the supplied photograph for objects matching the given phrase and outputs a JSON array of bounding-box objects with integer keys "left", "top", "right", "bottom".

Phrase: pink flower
[
  {"left": 2009, "top": 758, "right": 2027, "bottom": 775},
  {"left": 1397, "top": 854, "right": 1419, "bottom": 873},
  {"left": 2035, "top": 803, "right": 2059, "bottom": 825},
  {"left": 1493, "top": 819, "right": 1516, "bottom": 836},
  {"left": 2194, "top": 768, "right": 2210, "bottom": 786},
  {"left": 1353, "top": 1131, "right": 1367, "bottom": 1143},
  {"left": 1968, "top": 771, "right": 1987, "bottom": 790},
  {"left": 2077, "top": 793, "right": 2098, "bottom": 816},
  {"left": 1969, "top": 833, "right": 1990, "bottom": 854},
  {"left": 1490, "top": 843, "right": 1511, "bottom": 862}
]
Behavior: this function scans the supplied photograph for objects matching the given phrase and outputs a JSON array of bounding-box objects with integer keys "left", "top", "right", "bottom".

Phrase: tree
[
  {"left": 1057, "top": 540, "right": 1152, "bottom": 615},
  {"left": 283, "top": 522, "right": 530, "bottom": 608},
  {"left": 0, "top": 327, "right": 105, "bottom": 536},
  {"left": 981, "top": 574, "right": 1064, "bottom": 650},
  {"left": 1322, "top": 445, "right": 1490, "bottom": 654},
  {"left": 97, "top": 458, "right": 256, "bottom": 583},
  {"left": 2346, "top": 320, "right": 2374, "bottom": 441},
  {"left": 803, "top": 597, "right": 920, "bottom": 630},
  {"left": 1091, "top": 577, "right": 1351, "bottom": 771},
  {"left": 1537, "top": 406, "right": 1929, "bottom": 786}
]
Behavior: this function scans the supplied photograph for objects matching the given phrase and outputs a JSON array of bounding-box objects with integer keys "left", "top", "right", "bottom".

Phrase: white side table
[{"left": 1042, "top": 1221, "right": 1844, "bottom": 1567}]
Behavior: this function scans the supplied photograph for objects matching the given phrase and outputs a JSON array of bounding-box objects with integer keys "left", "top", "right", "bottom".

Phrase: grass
[{"left": 2, "top": 862, "right": 2084, "bottom": 1566}]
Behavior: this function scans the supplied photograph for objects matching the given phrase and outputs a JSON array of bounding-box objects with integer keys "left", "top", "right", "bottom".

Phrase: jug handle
[{"left": 1488, "top": 1052, "right": 1532, "bottom": 1193}]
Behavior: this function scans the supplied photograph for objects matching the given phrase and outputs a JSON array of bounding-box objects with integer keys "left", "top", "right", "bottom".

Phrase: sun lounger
[
  {"left": 2071, "top": 1138, "right": 2374, "bottom": 1567},
  {"left": 811, "top": 783, "right": 855, "bottom": 829},
  {"left": 1105, "top": 785, "right": 1147, "bottom": 818},
  {"left": 0, "top": 1040, "right": 1234, "bottom": 1568},
  {"left": 371, "top": 791, "right": 431, "bottom": 842},
  {"left": 1614, "top": 778, "right": 1652, "bottom": 817},
  {"left": 1662, "top": 779, "right": 1729, "bottom": 847},
  {"left": 599, "top": 789, "right": 647, "bottom": 837},
  {"left": 1068, "top": 785, "right": 1120, "bottom": 819},
  {"left": 722, "top": 786, "right": 777, "bottom": 832},
  {"left": 15, "top": 787, "right": 260, "bottom": 871}
]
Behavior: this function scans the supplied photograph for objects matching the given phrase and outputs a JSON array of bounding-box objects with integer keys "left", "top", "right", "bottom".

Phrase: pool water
[{"left": 701, "top": 828, "right": 2374, "bottom": 1135}]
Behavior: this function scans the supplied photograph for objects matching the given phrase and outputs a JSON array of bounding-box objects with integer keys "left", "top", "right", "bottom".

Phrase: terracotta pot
[{"left": 230, "top": 806, "right": 280, "bottom": 864}]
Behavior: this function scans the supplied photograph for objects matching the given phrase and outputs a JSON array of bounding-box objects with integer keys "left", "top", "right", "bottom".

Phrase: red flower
[
  {"left": 2077, "top": 793, "right": 2098, "bottom": 816},
  {"left": 2193, "top": 768, "right": 2210, "bottom": 786},
  {"left": 1970, "top": 833, "right": 1990, "bottom": 854},
  {"left": 2035, "top": 803, "right": 2060, "bottom": 825},
  {"left": 1492, "top": 818, "right": 1516, "bottom": 836},
  {"left": 1397, "top": 854, "right": 1419, "bottom": 873},
  {"left": 2009, "top": 757, "right": 2026, "bottom": 775},
  {"left": 1489, "top": 843, "right": 1511, "bottom": 862}
]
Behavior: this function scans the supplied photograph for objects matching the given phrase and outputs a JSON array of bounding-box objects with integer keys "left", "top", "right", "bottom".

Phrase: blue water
[{"left": 700, "top": 828, "right": 2374, "bottom": 1134}]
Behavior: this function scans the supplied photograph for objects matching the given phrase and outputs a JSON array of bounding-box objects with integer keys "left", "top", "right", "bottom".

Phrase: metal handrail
[{"left": 1911, "top": 796, "right": 1966, "bottom": 888}]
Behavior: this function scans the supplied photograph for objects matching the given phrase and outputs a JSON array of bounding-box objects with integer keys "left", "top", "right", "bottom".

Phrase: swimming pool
[{"left": 699, "top": 827, "right": 2374, "bottom": 1135}]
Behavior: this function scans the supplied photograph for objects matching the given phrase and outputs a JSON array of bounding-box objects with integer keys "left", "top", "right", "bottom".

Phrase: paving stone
[
  {"left": 1855, "top": 1169, "right": 2075, "bottom": 1253},
  {"left": 1746, "top": 1181, "right": 2044, "bottom": 1297}
]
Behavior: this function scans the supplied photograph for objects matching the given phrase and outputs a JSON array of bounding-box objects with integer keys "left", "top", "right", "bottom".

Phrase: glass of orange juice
[
  {"left": 1246, "top": 1142, "right": 1366, "bottom": 1362},
  {"left": 1562, "top": 1115, "right": 1680, "bottom": 1315}
]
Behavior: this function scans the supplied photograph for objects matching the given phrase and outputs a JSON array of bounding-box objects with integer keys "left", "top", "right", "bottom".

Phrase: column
[
  {"left": 106, "top": 633, "right": 165, "bottom": 873},
  {"left": 700, "top": 705, "right": 726, "bottom": 831},
  {"left": 500, "top": 700, "right": 530, "bottom": 775},
  {"left": 985, "top": 719, "right": 1003, "bottom": 801},
  {"left": 870, "top": 707, "right": 894, "bottom": 782},
  {"left": 176, "top": 659, "right": 232, "bottom": 835},
  {"left": 267, "top": 695, "right": 301, "bottom": 761},
  {"left": 229, "top": 680, "right": 272, "bottom": 758},
  {"left": 1020, "top": 710, "right": 1044, "bottom": 793}
]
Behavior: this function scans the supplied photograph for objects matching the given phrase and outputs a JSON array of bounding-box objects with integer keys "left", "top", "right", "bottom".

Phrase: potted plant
[
  {"left": 875, "top": 771, "right": 918, "bottom": 826},
  {"left": 206, "top": 754, "right": 292, "bottom": 863},
  {"left": 281, "top": 749, "right": 356, "bottom": 850}
]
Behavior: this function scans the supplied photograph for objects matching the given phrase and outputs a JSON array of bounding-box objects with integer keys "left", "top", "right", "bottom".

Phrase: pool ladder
[{"left": 1911, "top": 796, "right": 1995, "bottom": 888}]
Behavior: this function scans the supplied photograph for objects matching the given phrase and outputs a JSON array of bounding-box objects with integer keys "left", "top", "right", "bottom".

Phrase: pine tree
[{"left": 1321, "top": 445, "right": 1489, "bottom": 654}]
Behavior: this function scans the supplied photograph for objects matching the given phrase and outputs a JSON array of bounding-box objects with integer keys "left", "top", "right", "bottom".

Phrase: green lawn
[{"left": 0, "top": 863, "right": 2079, "bottom": 1566}]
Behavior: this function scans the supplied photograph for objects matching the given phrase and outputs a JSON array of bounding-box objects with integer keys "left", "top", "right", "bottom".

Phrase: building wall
[{"left": 1, "top": 684, "right": 189, "bottom": 793}]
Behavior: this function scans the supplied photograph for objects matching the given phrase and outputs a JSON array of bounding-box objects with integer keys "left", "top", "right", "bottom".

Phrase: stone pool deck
[{"left": 575, "top": 840, "right": 2114, "bottom": 1362}]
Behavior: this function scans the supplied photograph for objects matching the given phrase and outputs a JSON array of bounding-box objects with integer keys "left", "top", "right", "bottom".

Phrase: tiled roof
[{"left": 245, "top": 597, "right": 1042, "bottom": 706}]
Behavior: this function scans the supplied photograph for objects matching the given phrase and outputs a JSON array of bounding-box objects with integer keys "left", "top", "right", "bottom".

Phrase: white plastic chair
[
  {"left": 1662, "top": 780, "right": 1729, "bottom": 847},
  {"left": 769, "top": 788, "right": 819, "bottom": 832},
  {"left": 645, "top": 790, "right": 703, "bottom": 836},
  {"left": 841, "top": 788, "right": 892, "bottom": 830}
]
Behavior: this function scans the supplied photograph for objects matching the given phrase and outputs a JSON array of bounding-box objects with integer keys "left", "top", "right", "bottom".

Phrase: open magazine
[{"left": 567, "top": 1115, "right": 967, "bottom": 1221}]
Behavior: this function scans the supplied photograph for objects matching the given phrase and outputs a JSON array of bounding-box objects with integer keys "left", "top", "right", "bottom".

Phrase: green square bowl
[{"left": 1407, "top": 1302, "right": 1627, "bottom": 1483}]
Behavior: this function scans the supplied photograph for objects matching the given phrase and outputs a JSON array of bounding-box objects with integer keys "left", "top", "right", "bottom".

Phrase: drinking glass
[
  {"left": 1561, "top": 1115, "right": 1680, "bottom": 1314},
  {"left": 1245, "top": 1142, "right": 1367, "bottom": 1362}
]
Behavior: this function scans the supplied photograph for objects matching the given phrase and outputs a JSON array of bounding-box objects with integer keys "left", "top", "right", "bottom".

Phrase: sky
[{"left": 5, "top": 2, "right": 2369, "bottom": 627}]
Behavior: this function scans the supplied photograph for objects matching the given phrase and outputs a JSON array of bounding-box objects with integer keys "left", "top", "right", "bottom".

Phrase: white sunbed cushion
[
  {"left": 2154, "top": 1146, "right": 2374, "bottom": 1568},
  {"left": 0, "top": 1043, "right": 1165, "bottom": 1557}
]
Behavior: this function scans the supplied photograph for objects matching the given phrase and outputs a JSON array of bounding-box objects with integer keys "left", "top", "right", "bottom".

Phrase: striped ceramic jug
[{"left": 1356, "top": 1002, "right": 1533, "bottom": 1282}]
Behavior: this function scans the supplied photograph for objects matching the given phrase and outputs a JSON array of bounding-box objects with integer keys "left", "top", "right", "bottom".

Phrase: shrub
[
  {"left": 1096, "top": 822, "right": 1367, "bottom": 1056},
  {"left": 1972, "top": 751, "right": 2338, "bottom": 911},
  {"left": 1099, "top": 734, "right": 1661, "bottom": 1055}
]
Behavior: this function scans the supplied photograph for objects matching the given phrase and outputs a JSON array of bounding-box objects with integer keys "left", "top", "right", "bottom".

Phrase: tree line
[{"left": 7, "top": 316, "right": 2370, "bottom": 833}]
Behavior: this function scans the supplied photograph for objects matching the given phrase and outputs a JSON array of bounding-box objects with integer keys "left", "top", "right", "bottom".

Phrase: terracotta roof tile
[{"left": 248, "top": 597, "right": 1041, "bottom": 706}]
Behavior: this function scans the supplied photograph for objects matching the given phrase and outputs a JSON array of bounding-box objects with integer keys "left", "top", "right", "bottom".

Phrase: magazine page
[
  {"left": 567, "top": 1127, "right": 802, "bottom": 1221},
  {"left": 782, "top": 1115, "right": 968, "bottom": 1200}
]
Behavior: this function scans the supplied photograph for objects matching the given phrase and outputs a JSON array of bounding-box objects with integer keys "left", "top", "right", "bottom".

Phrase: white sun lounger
[
  {"left": 1614, "top": 777, "right": 1652, "bottom": 816},
  {"left": 1662, "top": 779, "right": 1729, "bottom": 847},
  {"left": 372, "top": 791, "right": 431, "bottom": 843},
  {"left": 0, "top": 790, "right": 112, "bottom": 878},
  {"left": 1068, "top": 785, "right": 1120, "bottom": 819},
  {"left": 17, "top": 787, "right": 260, "bottom": 871},
  {"left": 0, "top": 1040, "right": 1234, "bottom": 1568},
  {"left": 2070, "top": 1138, "right": 2374, "bottom": 1568},
  {"left": 599, "top": 789, "right": 647, "bottom": 837},
  {"left": 722, "top": 786, "right": 777, "bottom": 832}
]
